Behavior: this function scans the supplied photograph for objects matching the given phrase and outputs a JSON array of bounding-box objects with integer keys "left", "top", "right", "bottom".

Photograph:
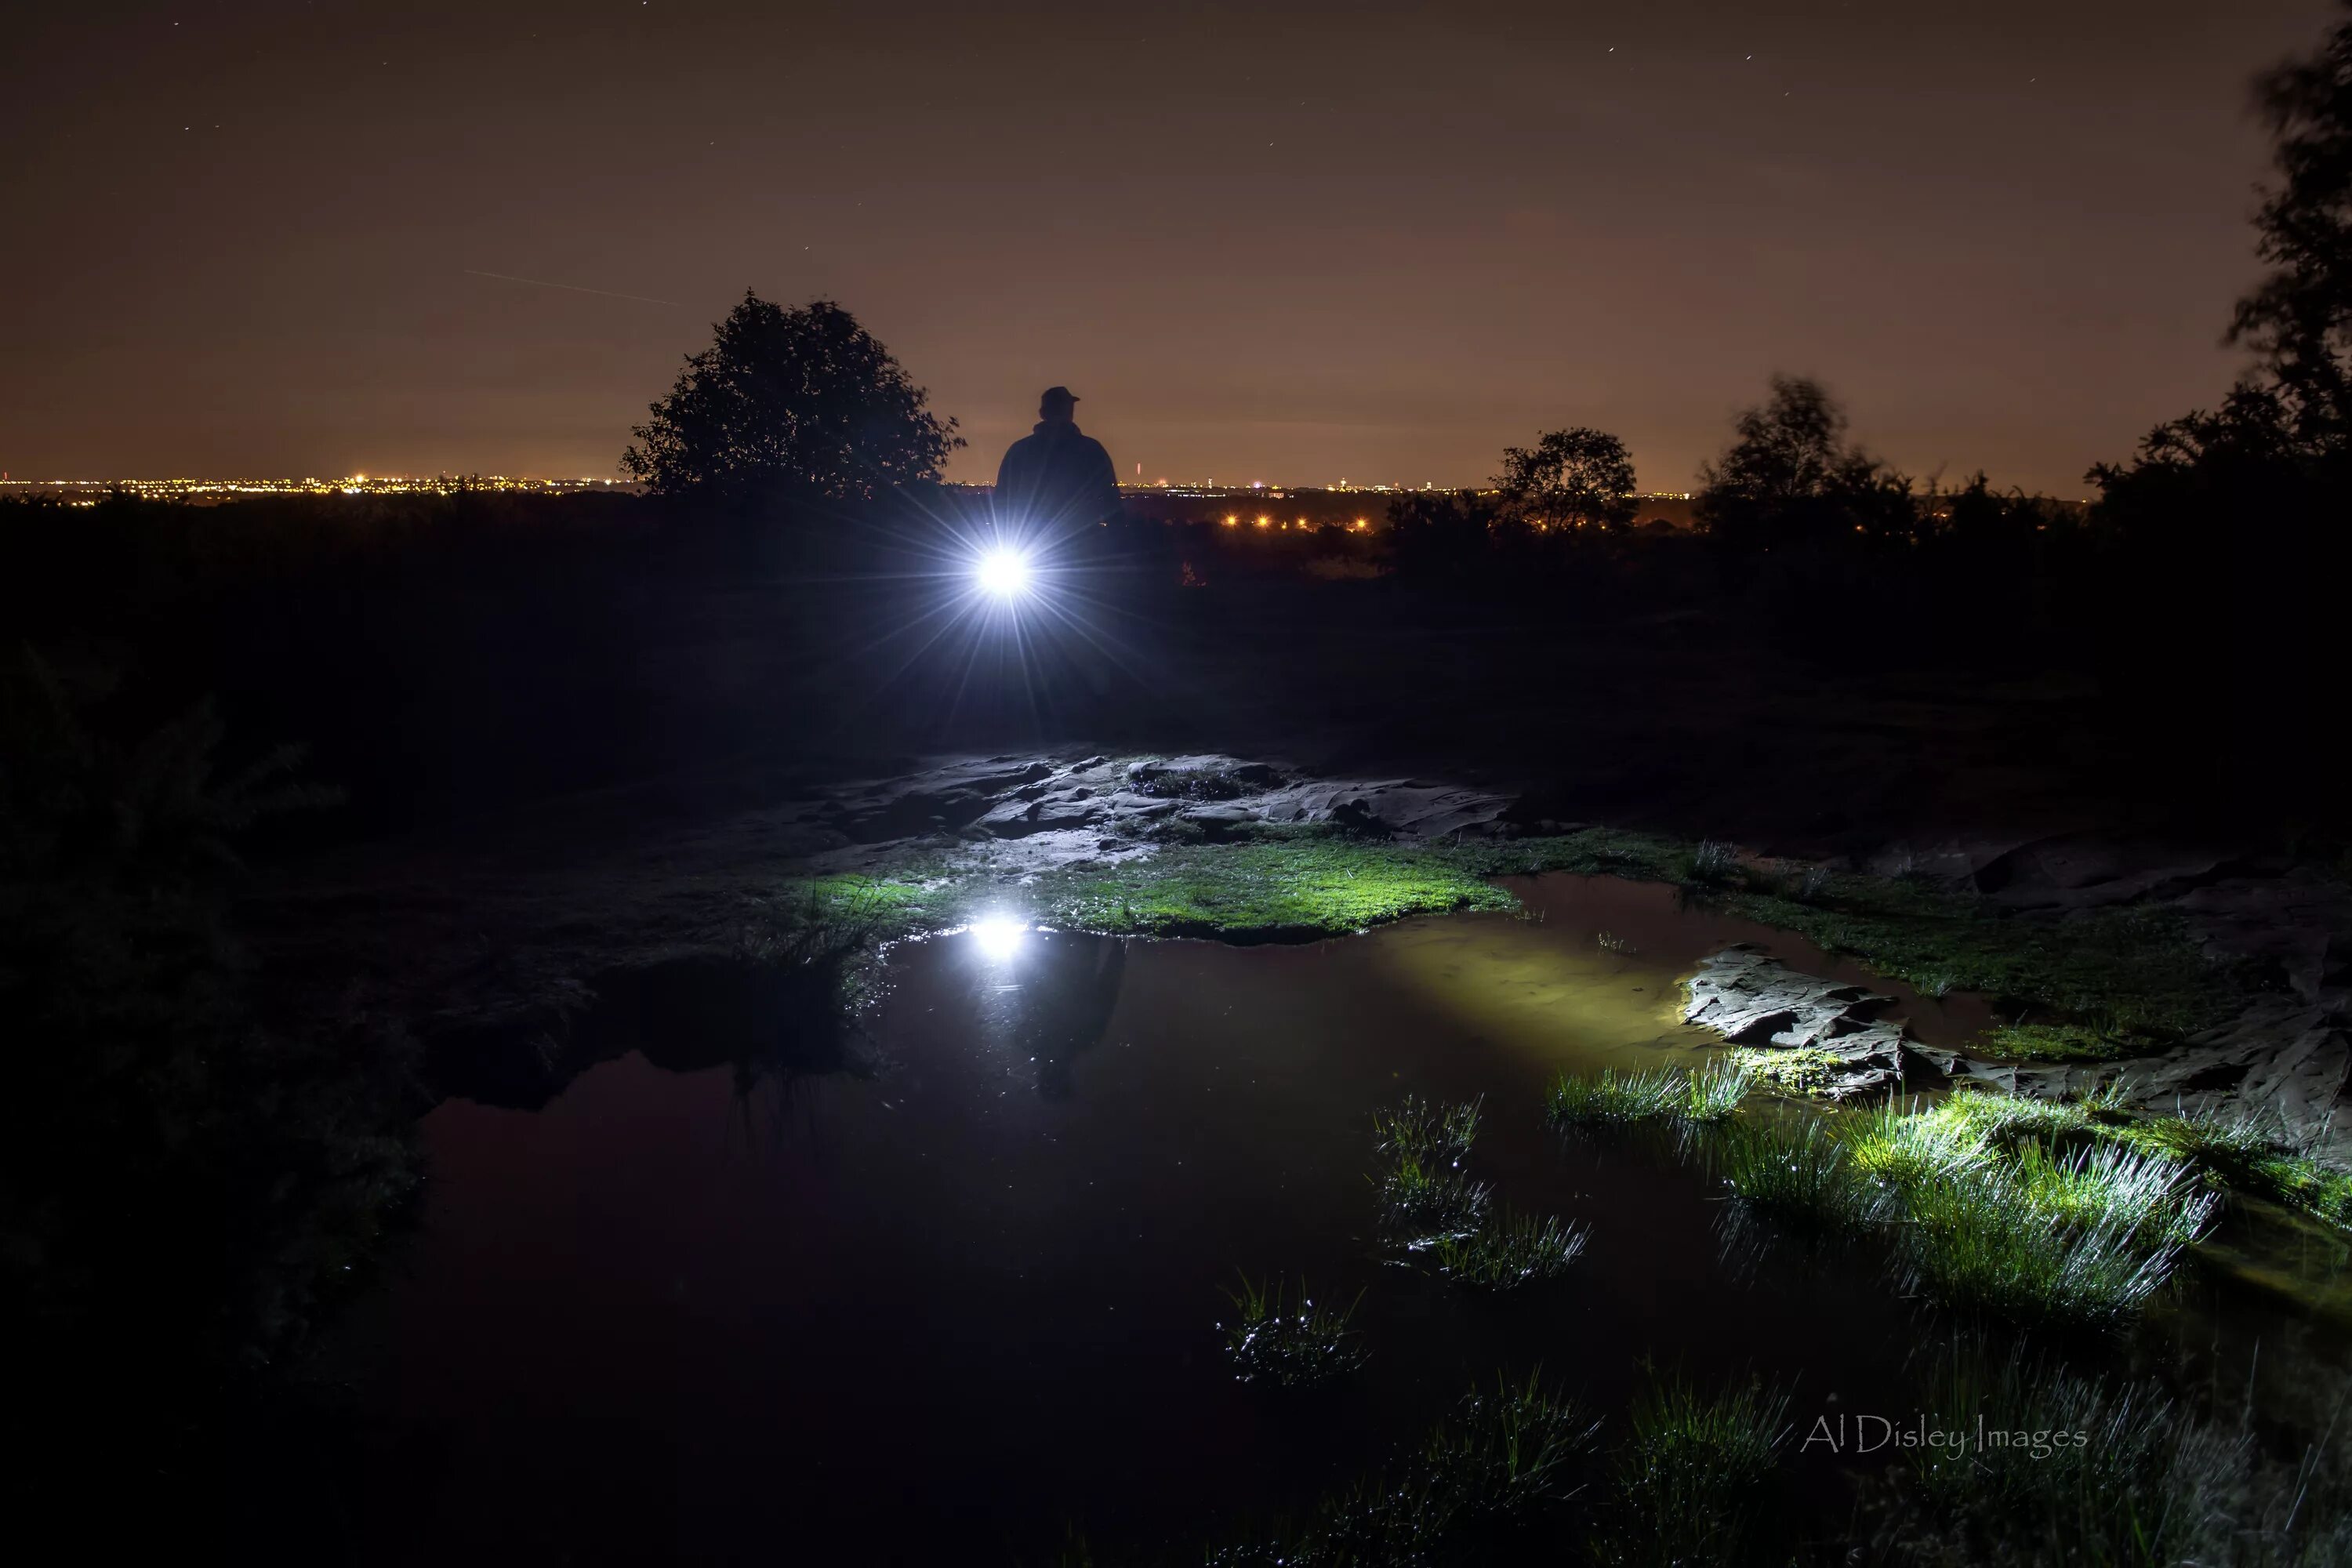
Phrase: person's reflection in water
[{"left": 1009, "top": 933, "right": 1129, "bottom": 1099}]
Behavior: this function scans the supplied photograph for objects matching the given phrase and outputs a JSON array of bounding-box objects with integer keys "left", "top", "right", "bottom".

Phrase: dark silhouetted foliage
[
  {"left": 2230, "top": 0, "right": 2352, "bottom": 448},
  {"left": 0, "top": 648, "right": 420, "bottom": 1531},
  {"left": 1495, "top": 427, "right": 1637, "bottom": 531},
  {"left": 1385, "top": 488, "right": 1501, "bottom": 577},
  {"left": 1695, "top": 375, "right": 1913, "bottom": 549},
  {"left": 620, "top": 292, "right": 962, "bottom": 504}
]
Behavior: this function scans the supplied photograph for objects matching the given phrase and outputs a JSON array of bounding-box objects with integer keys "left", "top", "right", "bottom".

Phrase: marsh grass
[
  {"left": 2009, "top": 1140, "right": 2220, "bottom": 1248},
  {"left": 1681, "top": 839, "right": 1740, "bottom": 885},
  {"left": 1219, "top": 1275, "right": 1368, "bottom": 1387},
  {"left": 1712, "top": 1120, "right": 1867, "bottom": 1230},
  {"left": 1548, "top": 1061, "right": 1749, "bottom": 1129},
  {"left": 1688, "top": 1088, "right": 2223, "bottom": 1327},
  {"left": 1893, "top": 1163, "right": 2185, "bottom": 1329},
  {"left": 1682, "top": 1055, "right": 1754, "bottom": 1123},
  {"left": 1371, "top": 1093, "right": 1482, "bottom": 1163},
  {"left": 1548, "top": 1066, "right": 1687, "bottom": 1127},
  {"left": 1874, "top": 1338, "right": 2352, "bottom": 1566},
  {"left": 1425, "top": 1208, "right": 1590, "bottom": 1289},
  {"left": 1835, "top": 1092, "right": 2216, "bottom": 1326},
  {"left": 1597, "top": 1374, "right": 1789, "bottom": 1567},
  {"left": 1207, "top": 1370, "right": 1597, "bottom": 1566},
  {"left": 1375, "top": 1152, "right": 1494, "bottom": 1246}
]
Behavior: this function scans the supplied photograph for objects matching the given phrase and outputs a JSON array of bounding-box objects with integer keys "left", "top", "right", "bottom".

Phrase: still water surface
[{"left": 332, "top": 875, "right": 2349, "bottom": 1563}]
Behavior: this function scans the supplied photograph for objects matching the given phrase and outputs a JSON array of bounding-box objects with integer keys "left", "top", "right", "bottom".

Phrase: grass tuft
[
  {"left": 1376, "top": 1152, "right": 1494, "bottom": 1247},
  {"left": 1208, "top": 1370, "right": 1597, "bottom": 1566},
  {"left": 1893, "top": 1162, "right": 2184, "bottom": 1329},
  {"left": 1218, "top": 1275, "right": 1368, "bottom": 1387},
  {"left": 1425, "top": 1208, "right": 1590, "bottom": 1289},
  {"left": 1875, "top": 1337, "right": 2352, "bottom": 1566},
  {"left": 1713, "top": 1120, "right": 1866, "bottom": 1230},
  {"left": 1371, "top": 1093, "right": 1481, "bottom": 1163},
  {"left": 1682, "top": 1055, "right": 1754, "bottom": 1123},
  {"left": 1548, "top": 1062, "right": 1763, "bottom": 1130},
  {"left": 1548, "top": 1065, "right": 1689, "bottom": 1127},
  {"left": 1598, "top": 1374, "right": 1788, "bottom": 1566}
]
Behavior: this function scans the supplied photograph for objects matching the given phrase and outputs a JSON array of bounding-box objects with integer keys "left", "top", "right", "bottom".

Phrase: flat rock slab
[
  {"left": 802, "top": 753, "right": 1512, "bottom": 872},
  {"left": 1682, "top": 945, "right": 1944, "bottom": 1099}
]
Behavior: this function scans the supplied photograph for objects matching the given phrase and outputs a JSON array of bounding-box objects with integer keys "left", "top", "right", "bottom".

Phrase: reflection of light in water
[{"left": 969, "top": 916, "right": 1028, "bottom": 961}]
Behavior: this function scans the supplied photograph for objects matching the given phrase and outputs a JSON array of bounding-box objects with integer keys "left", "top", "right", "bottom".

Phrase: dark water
[{"left": 326, "top": 875, "right": 2352, "bottom": 1563}]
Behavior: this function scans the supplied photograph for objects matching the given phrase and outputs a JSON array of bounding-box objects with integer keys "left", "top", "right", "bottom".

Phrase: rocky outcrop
[
  {"left": 799, "top": 753, "right": 1512, "bottom": 877},
  {"left": 1682, "top": 946, "right": 1947, "bottom": 1099},
  {"left": 254, "top": 750, "right": 1517, "bottom": 1051}
]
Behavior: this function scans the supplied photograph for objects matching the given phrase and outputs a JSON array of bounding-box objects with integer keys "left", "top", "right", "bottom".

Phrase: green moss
[
  {"left": 2254, "top": 1154, "right": 2352, "bottom": 1229},
  {"left": 1730, "top": 1046, "right": 1837, "bottom": 1094},
  {"left": 1983, "top": 1022, "right": 2138, "bottom": 1062},
  {"left": 1032, "top": 838, "right": 1515, "bottom": 939}
]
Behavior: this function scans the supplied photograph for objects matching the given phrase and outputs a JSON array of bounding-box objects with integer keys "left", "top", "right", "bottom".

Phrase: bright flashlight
[
  {"left": 968, "top": 915, "right": 1028, "bottom": 960},
  {"left": 975, "top": 549, "right": 1032, "bottom": 599}
]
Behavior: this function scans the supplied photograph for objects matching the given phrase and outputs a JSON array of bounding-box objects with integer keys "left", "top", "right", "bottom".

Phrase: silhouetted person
[{"left": 994, "top": 385, "right": 1121, "bottom": 545}]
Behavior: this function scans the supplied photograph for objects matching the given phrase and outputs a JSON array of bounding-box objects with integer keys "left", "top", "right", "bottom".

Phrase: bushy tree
[
  {"left": 620, "top": 293, "right": 962, "bottom": 504},
  {"left": 1494, "top": 427, "right": 1637, "bottom": 530},
  {"left": 1696, "top": 375, "right": 1911, "bottom": 548},
  {"left": 2228, "top": 1, "right": 2352, "bottom": 448}
]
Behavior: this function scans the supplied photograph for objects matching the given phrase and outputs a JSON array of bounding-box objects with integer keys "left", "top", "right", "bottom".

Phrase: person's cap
[{"left": 1040, "top": 385, "right": 1079, "bottom": 407}]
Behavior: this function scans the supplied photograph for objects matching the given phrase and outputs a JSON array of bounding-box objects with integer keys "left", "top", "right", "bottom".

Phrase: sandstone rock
[{"left": 1682, "top": 945, "right": 1944, "bottom": 1100}]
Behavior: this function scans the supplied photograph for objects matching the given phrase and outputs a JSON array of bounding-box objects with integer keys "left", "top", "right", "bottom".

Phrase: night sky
[{"left": 2, "top": 1, "right": 2337, "bottom": 492}]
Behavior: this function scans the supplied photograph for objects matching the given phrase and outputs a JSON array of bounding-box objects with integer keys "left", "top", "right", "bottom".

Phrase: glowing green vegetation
[
  {"left": 1828, "top": 1092, "right": 2220, "bottom": 1327},
  {"left": 1895, "top": 1162, "right": 2190, "bottom": 1328},
  {"left": 1598, "top": 1376, "right": 1789, "bottom": 1568},
  {"left": 2252, "top": 1152, "right": 2352, "bottom": 1228},
  {"left": 1546, "top": 1059, "right": 1753, "bottom": 1128},
  {"left": 1692, "top": 1091, "right": 2226, "bottom": 1327},
  {"left": 1218, "top": 1275, "right": 1367, "bottom": 1388},
  {"left": 1547, "top": 1065, "right": 1690, "bottom": 1126},
  {"left": 1730, "top": 1044, "right": 1836, "bottom": 1094},
  {"left": 2009, "top": 1142, "right": 2219, "bottom": 1248},
  {"left": 1207, "top": 1371, "right": 1597, "bottom": 1566},
  {"left": 1425, "top": 1209, "right": 1590, "bottom": 1290},
  {"left": 1031, "top": 839, "right": 1515, "bottom": 939},
  {"left": 1983, "top": 1021, "right": 2137, "bottom": 1062},
  {"left": 1376, "top": 1152, "right": 1493, "bottom": 1246},
  {"left": 1681, "top": 1055, "right": 1753, "bottom": 1123},
  {"left": 1371, "top": 1093, "right": 1481, "bottom": 1164},
  {"left": 1713, "top": 1121, "right": 1866, "bottom": 1230},
  {"left": 1850, "top": 1090, "right": 2352, "bottom": 1238}
]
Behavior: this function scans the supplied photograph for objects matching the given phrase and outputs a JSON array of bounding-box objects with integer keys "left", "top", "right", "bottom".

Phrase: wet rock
[
  {"left": 2107, "top": 998, "right": 2351, "bottom": 1152},
  {"left": 1682, "top": 946, "right": 1943, "bottom": 1099}
]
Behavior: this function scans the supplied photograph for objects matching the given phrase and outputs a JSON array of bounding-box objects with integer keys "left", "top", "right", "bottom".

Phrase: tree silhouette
[
  {"left": 620, "top": 293, "right": 962, "bottom": 503},
  {"left": 1494, "top": 428, "right": 1636, "bottom": 530},
  {"left": 2228, "top": 2, "right": 2352, "bottom": 448},
  {"left": 1697, "top": 375, "right": 1907, "bottom": 547}
]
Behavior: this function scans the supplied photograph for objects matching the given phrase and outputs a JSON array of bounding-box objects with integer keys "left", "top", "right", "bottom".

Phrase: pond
[{"left": 325, "top": 875, "right": 2352, "bottom": 1563}]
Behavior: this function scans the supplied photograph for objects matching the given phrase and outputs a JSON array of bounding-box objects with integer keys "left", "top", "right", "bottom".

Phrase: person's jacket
[{"left": 994, "top": 421, "right": 1121, "bottom": 539}]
